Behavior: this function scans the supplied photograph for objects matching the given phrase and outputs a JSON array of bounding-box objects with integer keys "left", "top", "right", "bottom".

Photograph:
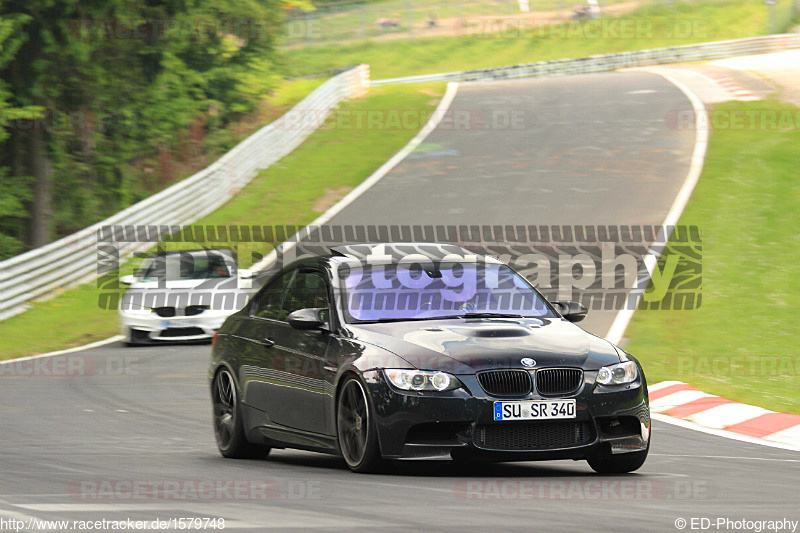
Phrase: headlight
[
  {"left": 384, "top": 369, "right": 461, "bottom": 391},
  {"left": 596, "top": 361, "right": 638, "bottom": 385}
]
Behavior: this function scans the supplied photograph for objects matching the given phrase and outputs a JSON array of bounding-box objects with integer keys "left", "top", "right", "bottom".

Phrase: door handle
[
  {"left": 262, "top": 337, "right": 275, "bottom": 347},
  {"left": 323, "top": 365, "right": 337, "bottom": 374}
]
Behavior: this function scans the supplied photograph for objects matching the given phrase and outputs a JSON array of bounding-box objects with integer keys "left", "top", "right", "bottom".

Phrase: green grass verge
[
  {"left": 284, "top": 0, "right": 772, "bottom": 79},
  {"left": 0, "top": 83, "right": 445, "bottom": 359},
  {"left": 284, "top": 0, "right": 635, "bottom": 45},
  {"left": 625, "top": 99, "right": 800, "bottom": 414}
]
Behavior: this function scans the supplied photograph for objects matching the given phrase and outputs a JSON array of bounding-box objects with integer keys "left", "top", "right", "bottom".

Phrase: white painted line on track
[
  {"left": 250, "top": 82, "right": 460, "bottom": 273},
  {"left": 651, "top": 453, "right": 800, "bottom": 463},
  {"left": 0, "top": 335, "right": 125, "bottom": 365},
  {"left": 15, "top": 503, "right": 182, "bottom": 512},
  {"left": 605, "top": 71, "right": 709, "bottom": 345},
  {"left": 652, "top": 413, "right": 800, "bottom": 452}
]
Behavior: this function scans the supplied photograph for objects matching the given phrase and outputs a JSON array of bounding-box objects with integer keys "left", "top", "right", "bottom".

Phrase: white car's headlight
[
  {"left": 384, "top": 369, "right": 461, "bottom": 391},
  {"left": 596, "top": 361, "right": 638, "bottom": 385}
]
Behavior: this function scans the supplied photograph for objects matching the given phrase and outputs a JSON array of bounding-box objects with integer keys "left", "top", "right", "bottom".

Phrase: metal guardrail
[
  {"left": 372, "top": 34, "right": 800, "bottom": 85},
  {"left": 0, "top": 64, "right": 370, "bottom": 321}
]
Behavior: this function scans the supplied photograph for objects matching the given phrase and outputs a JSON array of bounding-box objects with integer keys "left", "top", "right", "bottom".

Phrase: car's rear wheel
[
  {"left": 212, "top": 369, "right": 269, "bottom": 459},
  {"left": 337, "top": 376, "right": 386, "bottom": 473},
  {"left": 587, "top": 437, "right": 649, "bottom": 474}
]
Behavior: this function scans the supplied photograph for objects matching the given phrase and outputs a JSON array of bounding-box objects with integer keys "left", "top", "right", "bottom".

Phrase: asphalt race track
[{"left": 2, "top": 72, "right": 798, "bottom": 533}]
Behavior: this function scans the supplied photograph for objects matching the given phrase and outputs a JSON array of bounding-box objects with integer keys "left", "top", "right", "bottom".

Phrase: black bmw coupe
[{"left": 209, "top": 243, "right": 650, "bottom": 473}]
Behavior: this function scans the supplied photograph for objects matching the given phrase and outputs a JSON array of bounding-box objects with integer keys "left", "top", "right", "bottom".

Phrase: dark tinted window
[
  {"left": 280, "top": 271, "right": 330, "bottom": 321},
  {"left": 182, "top": 254, "right": 231, "bottom": 279},
  {"left": 141, "top": 251, "right": 232, "bottom": 280},
  {"left": 342, "top": 262, "right": 555, "bottom": 322},
  {"left": 251, "top": 272, "right": 293, "bottom": 320}
]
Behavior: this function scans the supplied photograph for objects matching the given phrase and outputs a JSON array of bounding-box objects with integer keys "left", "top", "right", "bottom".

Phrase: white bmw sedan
[{"left": 119, "top": 249, "right": 255, "bottom": 345}]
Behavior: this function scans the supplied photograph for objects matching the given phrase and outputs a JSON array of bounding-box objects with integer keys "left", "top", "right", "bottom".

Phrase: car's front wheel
[
  {"left": 587, "top": 438, "right": 649, "bottom": 474},
  {"left": 337, "top": 376, "right": 386, "bottom": 473},
  {"left": 212, "top": 369, "right": 269, "bottom": 459}
]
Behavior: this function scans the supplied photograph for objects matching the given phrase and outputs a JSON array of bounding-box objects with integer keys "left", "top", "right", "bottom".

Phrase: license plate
[
  {"left": 493, "top": 399, "right": 576, "bottom": 421},
  {"left": 161, "top": 319, "right": 197, "bottom": 328}
]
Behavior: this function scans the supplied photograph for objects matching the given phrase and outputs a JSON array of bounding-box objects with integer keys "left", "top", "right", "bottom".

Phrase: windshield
[
  {"left": 141, "top": 252, "right": 232, "bottom": 281},
  {"left": 340, "top": 262, "right": 555, "bottom": 323}
]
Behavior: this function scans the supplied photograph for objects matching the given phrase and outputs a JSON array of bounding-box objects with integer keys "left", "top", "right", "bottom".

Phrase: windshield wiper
[
  {"left": 356, "top": 313, "right": 535, "bottom": 323},
  {"left": 355, "top": 316, "right": 447, "bottom": 324},
  {"left": 458, "top": 313, "right": 525, "bottom": 319}
]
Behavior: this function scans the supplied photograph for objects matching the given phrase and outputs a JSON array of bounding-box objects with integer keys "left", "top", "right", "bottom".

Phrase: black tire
[
  {"left": 125, "top": 328, "right": 141, "bottom": 347},
  {"left": 587, "top": 437, "right": 650, "bottom": 474},
  {"left": 212, "top": 369, "right": 270, "bottom": 459},
  {"left": 336, "top": 376, "right": 386, "bottom": 473}
]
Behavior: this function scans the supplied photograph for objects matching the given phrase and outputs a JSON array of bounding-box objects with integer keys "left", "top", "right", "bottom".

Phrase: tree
[
  {"left": 0, "top": 0, "right": 295, "bottom": 257},
  {"left": 0, "top": 7, "right": 32, "bottom": 258}
]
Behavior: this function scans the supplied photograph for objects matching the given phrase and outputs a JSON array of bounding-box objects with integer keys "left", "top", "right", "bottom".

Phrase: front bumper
[
  {"left": 120, "top": 311, "right": 228, "bottom": 343},
  {"left": 363, "top": 370, "right": 649, "bottom": 460}
]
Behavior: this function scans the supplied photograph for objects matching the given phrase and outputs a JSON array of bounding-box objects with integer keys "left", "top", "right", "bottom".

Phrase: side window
[
  {"left": 142, "top": 257, "right": 165, "bottom": 280},
  {"left": 251, "top": 272, "right": 293, "bottom": 320},
  {"left": 279, "top": 271, "right": 330, "bottom": 321}
]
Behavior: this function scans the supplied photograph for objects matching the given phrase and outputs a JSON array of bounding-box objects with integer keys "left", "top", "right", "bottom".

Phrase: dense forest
[{"left": 0, "top": 0, "right": 312, "bottom": 260}]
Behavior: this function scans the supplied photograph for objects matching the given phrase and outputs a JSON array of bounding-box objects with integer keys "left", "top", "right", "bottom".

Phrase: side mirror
[
  {"left": 287, "top": 308, "right": 329, "bottom": 330},
  {"left": 238, "top": 268, "right": 254, "bottom": 279},
  {"left": 551, "top": 300, "right": 588, "bottom": 323},
  {"left": 120, "top": 275, "right": 137, "bottom": 286}
]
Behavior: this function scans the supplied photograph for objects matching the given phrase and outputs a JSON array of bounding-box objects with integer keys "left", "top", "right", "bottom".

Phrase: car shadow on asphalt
[{"left": 246, "top": 450, "right": 605, "bottom": 478}]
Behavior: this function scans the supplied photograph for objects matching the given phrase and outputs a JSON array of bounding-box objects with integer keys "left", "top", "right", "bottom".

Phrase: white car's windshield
[
  {"left": 140, "top": 252, "right": 232, "bottom": 281},
  {"left": 341, "top": 262, "right": 555, "bottom": 323}
]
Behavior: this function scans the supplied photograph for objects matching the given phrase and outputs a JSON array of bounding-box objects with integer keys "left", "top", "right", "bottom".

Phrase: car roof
[
  {"left": 144, "top": 248, "right": 234, "bottom": 258},
  {"left": 327, "top": 243, "right": 503, "bottom": 265}
]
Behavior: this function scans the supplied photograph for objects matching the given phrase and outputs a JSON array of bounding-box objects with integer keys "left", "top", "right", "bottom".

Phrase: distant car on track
[
  {"left": 209, "top": 243, "right": 650, "bottom": 473},
  {"left": 119, "top": 248, "right": 254, "bottom": 345}
]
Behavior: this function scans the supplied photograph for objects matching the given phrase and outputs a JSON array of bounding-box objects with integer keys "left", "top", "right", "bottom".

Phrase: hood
[
  {"left": 348, "top": 318, "right": 620, "bottom": 374},
  {"left": 128, "top": 277, "right": 239, "bottom": 291}
]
